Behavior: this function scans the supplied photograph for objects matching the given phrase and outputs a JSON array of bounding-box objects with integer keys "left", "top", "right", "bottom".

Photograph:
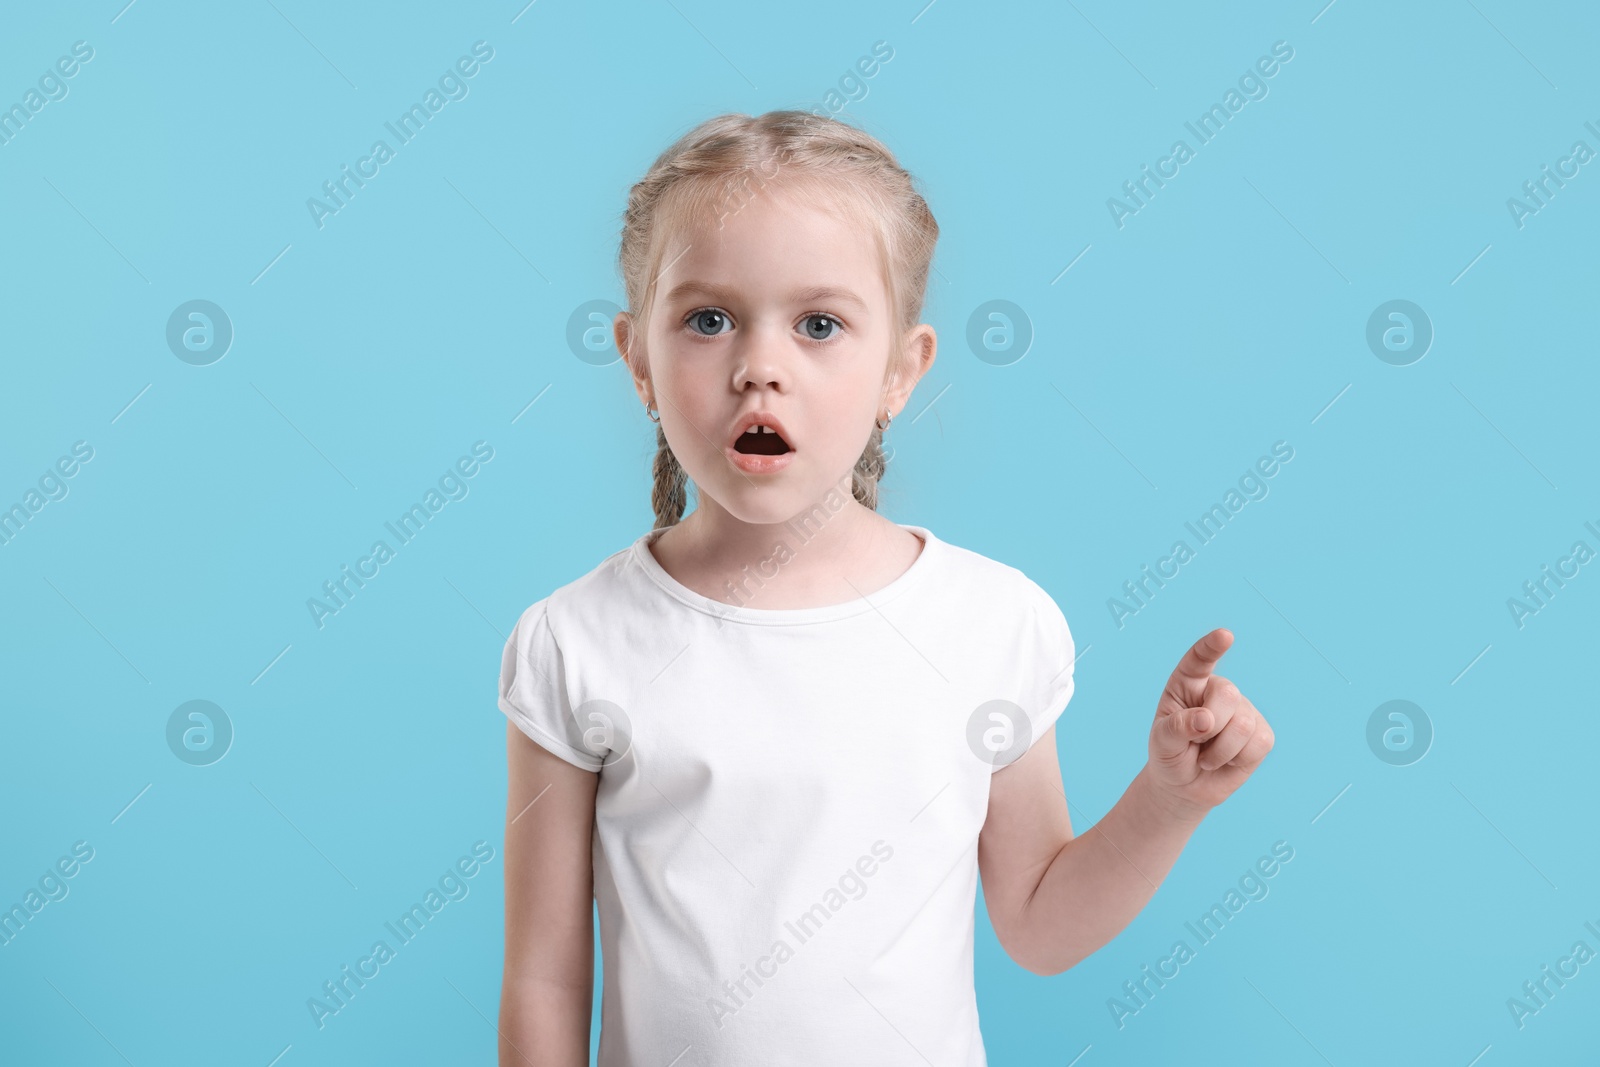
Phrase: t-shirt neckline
[{"left": 630, "top": 522, "right": 939, "bottom": 626}]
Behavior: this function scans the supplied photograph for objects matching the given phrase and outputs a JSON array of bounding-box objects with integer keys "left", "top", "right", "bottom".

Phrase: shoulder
[
  {"left": 506, "top": 532, "right": 656, "bottom": 651},
  {"left": 916, "top": 532, "right": 1075, "bottom": 695},
  {"left": 923, "top": 529, "right": 1063, "bottom": 614},
  {"left": 918, "top": 531, "right": 1073, "bottom": 662}
]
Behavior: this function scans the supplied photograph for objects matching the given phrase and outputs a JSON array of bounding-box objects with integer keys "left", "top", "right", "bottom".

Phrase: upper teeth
[{"left": 754, "top": 425, "right": 775, "bottom": 433}]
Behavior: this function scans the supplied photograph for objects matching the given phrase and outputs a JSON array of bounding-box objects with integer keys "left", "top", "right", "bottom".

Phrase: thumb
[{"left": 1152, "top": 705, "right": 1213, "bottom": 760}]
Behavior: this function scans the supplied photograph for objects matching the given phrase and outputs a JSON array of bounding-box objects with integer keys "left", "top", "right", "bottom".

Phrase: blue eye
[
  {"left": 800, "top": 314, "right": 840, "bottom": 342},
  {"left": 685, "top": 308, "right": 730, "bottom": 336},
  {"left": 683, "top": 308, "right": 843, "bottom": 343}
]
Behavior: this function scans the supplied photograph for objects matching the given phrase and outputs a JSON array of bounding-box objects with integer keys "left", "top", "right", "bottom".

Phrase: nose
[{"left": 730, "top": 321, "right": 790, "bottom": 394}]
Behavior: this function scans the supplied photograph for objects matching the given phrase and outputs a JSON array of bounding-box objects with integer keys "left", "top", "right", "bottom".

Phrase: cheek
[
  {"left": 821, "top": 392, "right": 874, "bottom": 436},
  {"left": 649, "top": 337, "right": 713, "bottom": 400},
  {"left": 836, "top": 362, "right": 889, "bottom": 419},
  {"left": 654, "top": 356, "right": 725, "bottom": 444},
  {"left": 814, "top": 381, "right": 882, "bottom": 461}
]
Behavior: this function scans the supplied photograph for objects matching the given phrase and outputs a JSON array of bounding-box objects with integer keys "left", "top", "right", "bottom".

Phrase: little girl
[{"left": 497, "top": 109, "right": 1274, "bottom": 1066}]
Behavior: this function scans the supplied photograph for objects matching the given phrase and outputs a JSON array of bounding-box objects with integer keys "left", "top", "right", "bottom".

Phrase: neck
[{"left": 666, "top": 474, "right": 889, "bottom": 594}]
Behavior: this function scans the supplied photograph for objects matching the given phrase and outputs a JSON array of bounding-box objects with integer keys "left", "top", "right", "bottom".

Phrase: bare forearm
[
  {"left": 1016, "top": 766, "right": 1205, "bottom": 975},
  {"left": 498, "top": 976, "right": 591, "bottom": 1067}
]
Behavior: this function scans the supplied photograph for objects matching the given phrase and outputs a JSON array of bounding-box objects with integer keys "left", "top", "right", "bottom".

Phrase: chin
[
  {"left": 732, "top": 483, "right": 860, "bottom": 531},
  {"left": 715, "top": 492, "right": 810, "bottom": 528}
]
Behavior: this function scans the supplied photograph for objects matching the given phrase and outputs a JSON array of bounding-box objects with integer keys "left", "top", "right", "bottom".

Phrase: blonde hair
[{"left": 616, "top": 109, "right": 939, "bottom": 530}]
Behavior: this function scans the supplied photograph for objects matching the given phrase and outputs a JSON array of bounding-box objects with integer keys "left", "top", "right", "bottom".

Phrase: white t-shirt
[{"left": 498, "top": 522, "right": 1076, "bottom": 1066}]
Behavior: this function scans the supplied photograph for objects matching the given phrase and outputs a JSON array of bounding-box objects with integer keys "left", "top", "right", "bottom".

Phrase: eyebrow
[{"left": 661, "top": 280, "right": 869, "bottom": 312}]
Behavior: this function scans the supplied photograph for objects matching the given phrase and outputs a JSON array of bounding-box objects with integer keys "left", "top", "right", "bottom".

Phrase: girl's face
[{"left": 622, "top": 183, "right": 935, "bottom": 527}]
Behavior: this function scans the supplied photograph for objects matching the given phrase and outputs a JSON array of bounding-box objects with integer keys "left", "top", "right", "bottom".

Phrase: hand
[{"left": 1145, "top": 629, "right": 1274, "bottom": 820}]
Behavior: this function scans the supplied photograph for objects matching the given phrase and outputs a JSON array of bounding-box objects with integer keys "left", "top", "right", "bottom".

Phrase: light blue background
[{"left": 3, "top": 0, "right": 1597, "bottom": 1063}]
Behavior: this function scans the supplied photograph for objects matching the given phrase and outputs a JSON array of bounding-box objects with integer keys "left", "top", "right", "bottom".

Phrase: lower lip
[{"left": 725, "top": 445, "right": 795, "bottom": 474}]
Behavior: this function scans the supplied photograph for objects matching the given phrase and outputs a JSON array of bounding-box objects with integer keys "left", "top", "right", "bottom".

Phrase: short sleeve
[
  {"left": 994, "top": 579, "right": 1077, "bottom": 773},
  {"left": 498, "top": 599, "right": 604, "bottom": 772}
]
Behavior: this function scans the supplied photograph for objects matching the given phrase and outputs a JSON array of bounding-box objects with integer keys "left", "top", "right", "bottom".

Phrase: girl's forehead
[
  {"left": 678, "top": 174, "right": 877, "bottom": 243},
  {"left": 666, "top": 203, "right": 883, "bottom": 283},
  {"left": 644, "top": 177, "right": 892, "bottom": 316}
]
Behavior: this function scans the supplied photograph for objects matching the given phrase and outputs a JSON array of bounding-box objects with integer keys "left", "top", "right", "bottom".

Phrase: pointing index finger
[{"left": 1165, "top": 628, "right": 1234, "bottom": 703}]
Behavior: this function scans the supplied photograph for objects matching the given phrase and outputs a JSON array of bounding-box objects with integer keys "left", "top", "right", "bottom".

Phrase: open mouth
[{"left": 732, "top": 425, "right": 792, "bottom": 455}]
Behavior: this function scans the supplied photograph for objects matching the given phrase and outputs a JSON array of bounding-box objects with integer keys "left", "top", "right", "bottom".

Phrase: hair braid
[
  {"left": 850, "top": 422, "right": 888, "bottom": 512},
  {"left": 650, "top": 424, "right": 689, "bottom": 530}
]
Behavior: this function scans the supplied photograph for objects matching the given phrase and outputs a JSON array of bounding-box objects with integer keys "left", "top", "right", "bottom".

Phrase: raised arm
[
  {"left": 978, "top": 628, "right": 1274, "bottom": 976},
  {"left": 500, "top": 721, "right": 599, "bottom": 1065}
]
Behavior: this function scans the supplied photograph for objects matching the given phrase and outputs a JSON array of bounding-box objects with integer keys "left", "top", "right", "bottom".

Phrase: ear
[
  {"left": 615, "top": 311, "right": 654, "bottom": 406},
  {"left": 883, "top": 323, "right": 937, "bottom": 417}
]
